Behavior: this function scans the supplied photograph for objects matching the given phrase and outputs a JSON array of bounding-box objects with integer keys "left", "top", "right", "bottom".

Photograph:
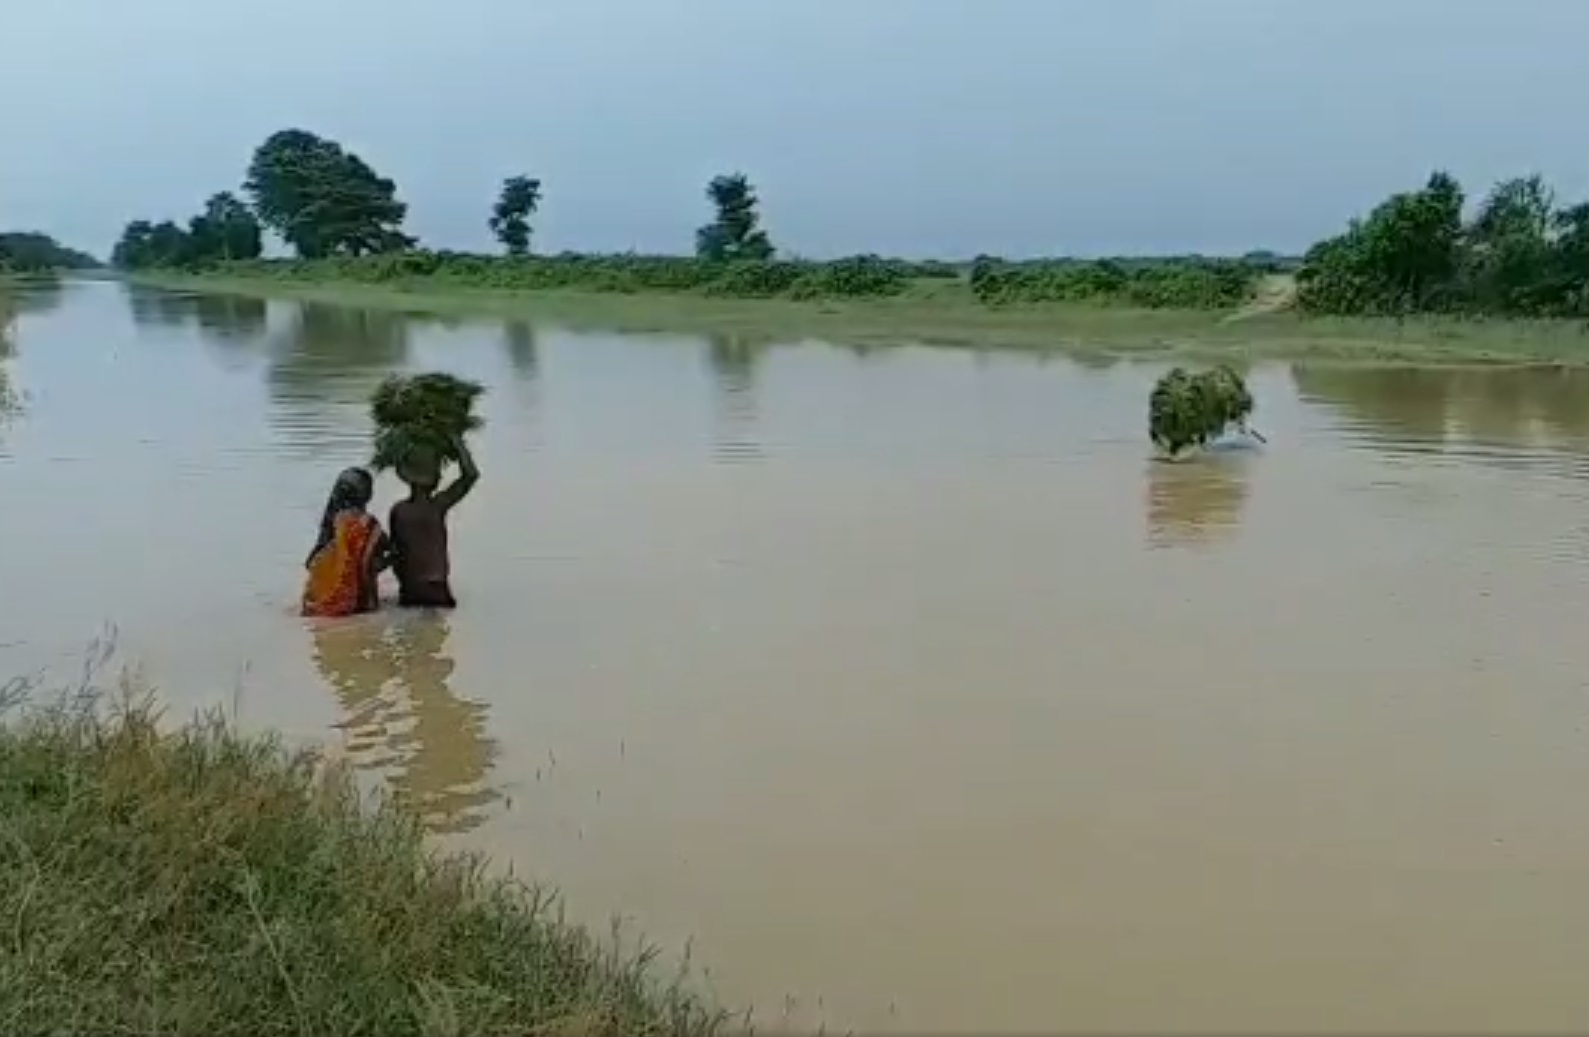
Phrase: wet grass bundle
[
  {"left": 1148, "top": 365, "right": 1255, "bottom": 457},
  {"left": 369, "top": 372, "right": 485, "bottom": 471}
]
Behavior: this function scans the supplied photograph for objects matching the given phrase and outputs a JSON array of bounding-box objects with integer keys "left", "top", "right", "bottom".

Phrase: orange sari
[{"left": 301, "top": 511, "right": 384, "bottom": 618}]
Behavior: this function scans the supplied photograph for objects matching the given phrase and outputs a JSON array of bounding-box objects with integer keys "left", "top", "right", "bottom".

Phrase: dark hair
[{"left": 306, "top": 467, "right": 374, "bottom": 566}]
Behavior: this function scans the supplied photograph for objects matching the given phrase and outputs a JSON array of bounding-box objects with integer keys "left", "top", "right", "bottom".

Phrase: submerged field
[
  {"left": 129, "top": 257, "right": 1589, "bottom": 364},
  {"left": 15, "top": 281, "right": 1589, "bottom": 1030}
]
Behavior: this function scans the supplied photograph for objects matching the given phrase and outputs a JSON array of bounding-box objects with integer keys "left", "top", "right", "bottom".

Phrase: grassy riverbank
[
  {"left": 0, "top": 689, "right": 726, "bottom": 1037},
  {"left": 129, "top": 266, "right": 1589, "bottom": 364}
]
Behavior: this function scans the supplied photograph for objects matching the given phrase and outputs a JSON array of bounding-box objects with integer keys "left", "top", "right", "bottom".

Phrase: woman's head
[
  {"left": 307, "top": 467, "right": 375, "bottom": 566},
  {"left": 332, "top": 466, "right": 375, "bottom": 509}
]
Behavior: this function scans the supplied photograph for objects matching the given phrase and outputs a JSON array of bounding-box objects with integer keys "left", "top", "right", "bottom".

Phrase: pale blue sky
[{"left": 2, "top": 0, "right": 1583, "bottom": 259}]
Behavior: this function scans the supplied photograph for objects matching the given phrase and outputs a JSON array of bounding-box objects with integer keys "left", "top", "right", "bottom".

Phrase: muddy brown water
[{"left": 7, "top": 280, "right": 1589, "bottom": 1032}]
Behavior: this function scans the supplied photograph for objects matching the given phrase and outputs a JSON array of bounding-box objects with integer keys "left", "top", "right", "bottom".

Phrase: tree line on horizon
[
  {"left": 89, "top": 126, "right": 1589, "bottom": 318},
  {"left": 0, "top": 231, "right": 97, "bottom": 273},
  {"left": 108, "top": 129, "right": 779, "bottom": 271}
]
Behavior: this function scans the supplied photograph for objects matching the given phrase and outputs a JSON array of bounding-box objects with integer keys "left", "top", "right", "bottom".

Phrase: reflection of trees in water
[
  {"left": 0, "top": 344, "right": 18, "bottom": 437},
  {"left": 123, "top": 283, "right": 201, "bottom": 330},
  {"left": 1293, "top": 363, "right": 1589, "bottom": 448},
  {"left": 1, "top": 297, "right": 27, "bottom": 435},
  {"left": 6, "top": 275, "right": 63, "bottom": 317},
  {"left": 1066, "top": 351, "right": 1120, "bottom": 371},
  {"left": 309, "top": 613, "right": 500, "bottom": 836},
  {"left": 1144, "top": 455, "right": 1251, "bottom": 549},
  {"left": 838, "top": 338, "right": 882, "bottom": 361},
  {"left": 120, "top": 284, "right": 268, "bottom": 344},
  {"left": 265, "top": 302, "right": 414, "bottom": 452},
  {"left": 192, "top": 294, "right": 268, "bottom": 342},
  {"left": 268, "top": 301, "right": 411, "bottom": 389},
  {"left": 706, "top": 332, "right": 768, "bottom": 462},
  {"left": 502, "top": 319, "right": 539, "bottom": 380}
]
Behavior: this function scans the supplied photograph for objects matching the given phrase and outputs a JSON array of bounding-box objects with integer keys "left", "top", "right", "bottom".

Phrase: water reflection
[
  {"left": 265, "top": 301, "right": 414, "bottom": 454},
  {"left": 1294, "top": 363, "right": 1589, "bottom": 454},
  {"left": 1144, "top": 454, "right": 1251, "bottom": 548},
  {"left": 7, "top": 275, "right": 64, "bottom": 317},
  {"left": 0, "top": 341, "right": 17, "bottom": 442},
  {"left": 309, "top": 612, "right": 499, "bottom": 835},
  {"left": 1068, "top": 351, "right": 1121, "bottom": 371},
  {"left": 502, "top": 319, "right": 538, "bottom": 380},
  {"left": 193, "top": 294, "right": 268, "bottom": 342},
  {"left": 706, "top": 332, "right": 767, "bottom": 463},
  {"left": 0, "top": 304, "right": 22, "bottom": 440},
  {"left": 123, "top": 286, "right": 271, "bottom": 363},
  {"left": 124, "top": 284, "right": 206, "bottom": 331},
  {"left": 269, "top": 301, "right": 411, "bottom": 387}
]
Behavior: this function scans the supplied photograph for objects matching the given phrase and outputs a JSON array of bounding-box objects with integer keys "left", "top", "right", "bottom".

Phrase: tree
[
  {"left": 0, "top": 231, "right": 97, "bottom": 271},
  {"left": 111, "top": 194, "right": 261, "bottom": 270},
  {"left": 244, "top": 129, "right": 412, "bottom": 258},
  {"left": 695, "top": 173, "right": 774, "bottom": 262},
  {"left": 1296, "top": 170, "right": 1465, "bottom": 315},
  {"left": 187, "top": 192, "right": 263, "bottom": 263},
  {"left": 489, "top": 175, "right": 542, "bottom": 257},
  {"left": 110, "top": 220, "right": 193, "bottom": 269},
  {"left": 1459, "top": 175, "right": 1560, "bottom": 313},
  {"left": 110, "top": 221, "right": 155, "bottom": 268}
]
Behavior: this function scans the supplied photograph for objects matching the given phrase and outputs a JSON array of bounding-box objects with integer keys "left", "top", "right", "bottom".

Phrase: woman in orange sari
[{"left": 302, "top": 467, "right": 391, "bottom": 618}]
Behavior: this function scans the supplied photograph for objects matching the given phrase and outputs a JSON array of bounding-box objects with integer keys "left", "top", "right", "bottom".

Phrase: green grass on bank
[
  {"left": 127, "top": 266, "right": 1589, "bottom": 365},
  {"left": 0, "top": 684, "right": 728, "bottom": 1037}
]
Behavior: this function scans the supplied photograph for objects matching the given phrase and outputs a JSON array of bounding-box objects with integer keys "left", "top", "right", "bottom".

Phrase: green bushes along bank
[
  {"left": 0, "top": 689, "right": 726, "bottom": 1037},
  {"left": 1297, "top": 171, "right": 1589, "bottom": 318},
  {"left": 141, "top": 251, "right": 1273, "bottom": 311}
]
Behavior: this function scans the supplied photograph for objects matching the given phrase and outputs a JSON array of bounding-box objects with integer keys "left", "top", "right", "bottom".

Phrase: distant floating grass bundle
[
  {"left": 369, "top": 372, "right": 485, "bottom": 471},
  {"left": 1148, "top": 365, "right": 1255, "bottom": 457}
]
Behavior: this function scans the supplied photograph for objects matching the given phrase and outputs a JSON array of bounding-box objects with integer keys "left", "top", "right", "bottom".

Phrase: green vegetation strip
[
  {"left": 0, "top": 690, "right": 726, "bottom": 1037},
  {"left": 97, "top": 124, "right": 1589, "bottom": 363},
  {"left": 173, "top": 251, "right": 1263, "bottom": 309},
  {"left": 134, "top": 264, "right": 1589, "bottom": 364}
]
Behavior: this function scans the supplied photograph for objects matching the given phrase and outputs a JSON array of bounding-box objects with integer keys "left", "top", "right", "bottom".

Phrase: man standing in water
[{"left": 390, "top": 434, "right": 479, "bottom": 608}]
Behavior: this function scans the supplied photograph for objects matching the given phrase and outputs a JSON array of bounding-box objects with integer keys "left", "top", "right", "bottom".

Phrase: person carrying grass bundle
[
  {"left": 1148, "top": 365, "right": 1263, "bottom": 458},
  {"left": 301, "top": 467, "right": 391, "bottom": 618},
  {"left": 389, "top": 434, "right": 479, "bottom": 609},
  {"left": 368, "top": 372, "right": 486, "bottom": 609}
]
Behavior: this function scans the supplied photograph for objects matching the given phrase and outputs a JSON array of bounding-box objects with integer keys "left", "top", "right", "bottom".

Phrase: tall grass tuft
[{"left": 0, "top": 675, "right": 729, "bottom": 1037}]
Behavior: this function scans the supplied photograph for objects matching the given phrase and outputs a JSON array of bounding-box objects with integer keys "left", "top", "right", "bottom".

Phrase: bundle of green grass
[
  {"left": 1148, "top": 365, "right": 1255, "bottom": 458},
  {"left": 369, "top": 372, "right": 486, "bottom": 472}
]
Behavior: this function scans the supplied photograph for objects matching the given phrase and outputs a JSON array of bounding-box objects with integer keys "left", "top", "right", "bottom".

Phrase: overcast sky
[{"left": 1, "top": 0, "right": 1583, "bottom": 259}]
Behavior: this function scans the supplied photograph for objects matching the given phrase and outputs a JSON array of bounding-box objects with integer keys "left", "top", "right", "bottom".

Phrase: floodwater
[{"left": 7, "top": 279, "right": 1589, "bottom": 1032}]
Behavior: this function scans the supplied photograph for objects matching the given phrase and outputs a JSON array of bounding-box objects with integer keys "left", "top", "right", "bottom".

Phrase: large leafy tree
[
  {"left": 244, "top": 129, "right": 412, "bottom": 258},
  {"left": 1460, "top": 175, "right": 1560, "bottom": 312},
  {"left": 489, "top": 175, "right": 542, "bottom": 257},
  {"left": 1297, "top": 171, "right": 1465, "bottom": 314},
  {"left": 695, "top": 173, "right": 774, "bottom": 262}
]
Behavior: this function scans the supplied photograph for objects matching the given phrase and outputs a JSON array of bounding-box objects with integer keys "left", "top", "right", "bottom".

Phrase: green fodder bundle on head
[
  {"left": 369, "top": 372, "right": 485, "bottom": 472},
  {"left": 1148, "top": 364, "right": 1255, "bottom": 457}
]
